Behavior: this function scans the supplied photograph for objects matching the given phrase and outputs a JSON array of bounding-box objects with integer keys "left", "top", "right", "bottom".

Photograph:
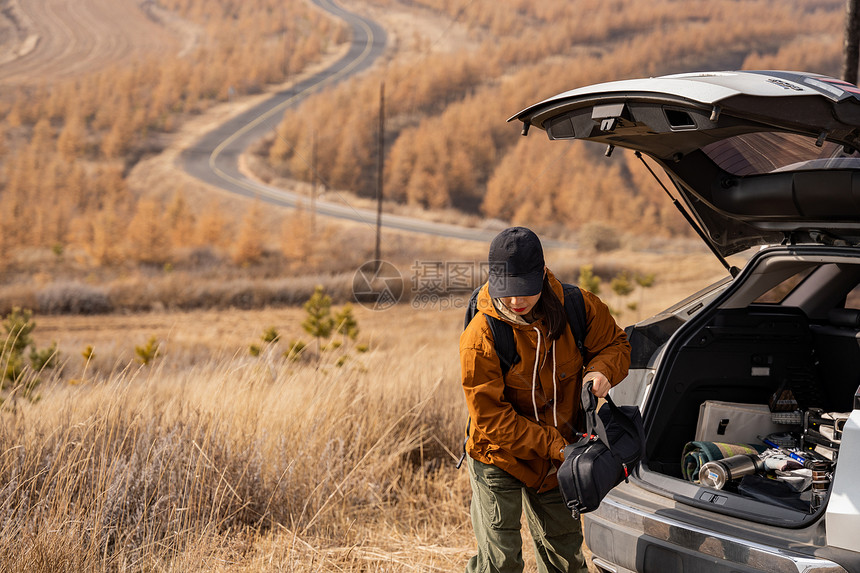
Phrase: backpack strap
[
  {"left": 562, "top": 283, "right": 587, "bottom": 361},
  {"left": 486, "top": 314, "right": 519, "bottom": 376},
  {"left": 464, "top": 285, "right": 519, "bottom": 377},
  {"left": 463, "top": 286, "right": 482, "bottom": 330},
  {"left": 457, "top": 313, "right": 518, "bottom": 469},
  {"left": 458, "top": 286, "right": 518, "bottom": 469}
]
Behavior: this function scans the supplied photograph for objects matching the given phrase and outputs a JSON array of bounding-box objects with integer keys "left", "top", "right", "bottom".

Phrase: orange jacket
[{"left": 460, "top": 269, "right": 631, "bottom": 492}]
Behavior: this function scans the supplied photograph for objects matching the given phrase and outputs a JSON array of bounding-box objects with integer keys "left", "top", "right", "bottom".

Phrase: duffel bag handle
[
  {"left": 581, "top": 382, "right": 640, "bottom": 458},
  {"left": 581, "top": 381, "right": 610, "bottom": 449}
]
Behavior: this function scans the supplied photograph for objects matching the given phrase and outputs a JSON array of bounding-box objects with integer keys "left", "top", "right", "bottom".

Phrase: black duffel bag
[{"left": 558, "top": 382, "right": 645, "bottom": 518}]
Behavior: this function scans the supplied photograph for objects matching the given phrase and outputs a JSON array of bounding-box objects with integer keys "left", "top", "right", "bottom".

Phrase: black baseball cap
[{"left": 487, "top": 227, "right": 545, "bottom": 298}]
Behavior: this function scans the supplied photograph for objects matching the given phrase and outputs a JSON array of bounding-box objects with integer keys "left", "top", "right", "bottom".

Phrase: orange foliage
[
  {"left": 126, "top": 198, "right": 172, "bottom": 265},
  {"left": 166, "top": 191, "right": 197, "bottom": 249},
  {"left": 263, "top": 0, "right": 844, "bottom": 237},
  {"left": 0, "top": 0, "right": 849, "bottom": 270},
  {"left": 232, "top": 202, "right": 266, "bottom": 265},
  {"left": 195, "top": 203, "right": 232, "bottom": 249},
  {"left": 0, "top": 0, "right": 345, "bottom": 265}
]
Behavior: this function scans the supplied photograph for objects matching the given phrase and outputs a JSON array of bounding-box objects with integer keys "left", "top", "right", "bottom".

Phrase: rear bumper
[{"left": 584, "top": 496, "right": 849, "bottom": 573}]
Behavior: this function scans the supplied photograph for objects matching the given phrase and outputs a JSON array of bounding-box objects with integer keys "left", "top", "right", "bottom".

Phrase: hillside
[
  {"left": 0, "top": 0, "right": 848, "bottom": 318},
  {"left": 259, "top": 0, "right": 845, "bottom": 239},
  {"left": 0, "top": 0, "right": 193, "bottom": 85},
  {"left": 0, "top": 0, "right": 347, "bottom": 275}
]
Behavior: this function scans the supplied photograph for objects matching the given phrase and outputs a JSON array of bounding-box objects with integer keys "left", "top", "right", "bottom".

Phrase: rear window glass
[
  {"left": 702, "top": 132, "right": 846, "bottom": 176},
  {"left": 754, "top": 266, "right": 816, "bottom": 303}
]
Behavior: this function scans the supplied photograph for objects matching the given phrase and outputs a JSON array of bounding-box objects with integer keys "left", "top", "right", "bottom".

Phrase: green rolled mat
[{"left": 682, "top": 441, "right": 766, "bottom": 483}]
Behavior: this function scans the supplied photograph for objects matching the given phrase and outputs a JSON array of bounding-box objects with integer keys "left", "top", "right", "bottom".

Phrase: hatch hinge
[
  {"left": 520, "top": 121, "right": 531, "bottom": 137},
  {"left": 710, "top": 105, "right": 721, "bottom": 121}
]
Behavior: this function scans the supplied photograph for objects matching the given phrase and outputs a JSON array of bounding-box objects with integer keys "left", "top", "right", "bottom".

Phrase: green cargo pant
[{"left": 466, "top": 457, "right": 588, "bottom": 573}]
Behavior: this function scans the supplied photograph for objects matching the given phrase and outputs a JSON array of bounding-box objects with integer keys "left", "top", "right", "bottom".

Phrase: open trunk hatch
[{"left": 511, "top": 71, "right": 860, "bottom": 257}]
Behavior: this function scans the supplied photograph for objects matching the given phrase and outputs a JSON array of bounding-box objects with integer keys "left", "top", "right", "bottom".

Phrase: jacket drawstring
[
  {"left": 531, "top": 326, "right": 559, "bottom": 427},
  {"left": 531, "top": 327, "right": 541, "bottom": 422},
  {"left": 551, "top": 343, "right": 558, "bottom": 427}
]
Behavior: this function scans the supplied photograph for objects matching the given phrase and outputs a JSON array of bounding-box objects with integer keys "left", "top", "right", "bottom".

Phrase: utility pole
[
  {"left": 844, "top": 0, "right": 860, "bottom": 85},
  {"left": 311, "top": 131, "right": 317, "bottom": 235},
  {"left": 283, "top": 3, "right": 292, "bottom": 81},
  {"left": 374, "top": 82, "right": 385, "bottom": 269}
]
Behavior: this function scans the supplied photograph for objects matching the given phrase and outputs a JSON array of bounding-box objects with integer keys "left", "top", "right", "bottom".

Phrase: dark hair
[{"left": 536, "top": 274, "right": 567, "bottom": 342}]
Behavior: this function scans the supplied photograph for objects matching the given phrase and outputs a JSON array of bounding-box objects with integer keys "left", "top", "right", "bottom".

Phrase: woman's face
[{"left": 500, "top": 292, "right": 541, "bottom": 316}]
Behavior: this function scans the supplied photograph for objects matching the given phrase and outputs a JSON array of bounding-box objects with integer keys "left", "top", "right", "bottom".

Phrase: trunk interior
[{"left": 639, "top": 251, "right": 860, "bottom": 525}]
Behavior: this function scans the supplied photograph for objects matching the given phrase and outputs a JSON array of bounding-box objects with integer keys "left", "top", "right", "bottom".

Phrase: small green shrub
[
  {"left": 578, "top": 265, "right": 601, "bottom": 295},
  {"left": 611, "top": 272, "right": 634, "bottom": 297},
  {"left": 261, "top": 326, "right": 280, "bottom": 344},
  {"left": 636, "top": 273, "right": 656, "bottom": 289},
  {"left": 284, "top": 340, "right": 307, "bottom": 362},
  {"left": 30, "top": 343, "right": 58, "bottom": 371},
  {"left": 302, "top": 286, "right": 335, "bottom": 354},
  {"left": 135, "top": 336, "right": 160, "bottom": 366},
  {"left": 1, "top": 308, "right": 58, "bottom": 403},
  {"left": 335, "top": 303, "right": 359, "bottom": 342}
]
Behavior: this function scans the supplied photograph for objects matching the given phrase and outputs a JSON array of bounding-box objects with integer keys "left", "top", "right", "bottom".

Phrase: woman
[{"left": 460, "top": 226, "right": 631, "bottom": 573}]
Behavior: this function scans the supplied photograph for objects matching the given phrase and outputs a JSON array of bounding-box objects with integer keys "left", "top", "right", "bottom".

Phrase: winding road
[{"left": 180, "top": 0, "right": 504, "bottom": 244}]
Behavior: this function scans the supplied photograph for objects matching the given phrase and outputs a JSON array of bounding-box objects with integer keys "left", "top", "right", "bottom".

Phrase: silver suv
[{"left": 512, "top": 71, "right": 860, "bottom": 573}]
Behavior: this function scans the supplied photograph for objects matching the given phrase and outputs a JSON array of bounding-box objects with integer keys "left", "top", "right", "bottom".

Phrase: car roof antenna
[{"left": 634, "top": 151, "right": 740, "bottom": 277}]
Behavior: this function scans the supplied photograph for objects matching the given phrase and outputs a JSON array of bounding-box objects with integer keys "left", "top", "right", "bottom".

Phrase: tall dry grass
[
  {"left": 0, "top": 306, "right": 475, "bottom": 572},
  {"left": 0, "top": 245, "right": 729, "bottom": 571}
]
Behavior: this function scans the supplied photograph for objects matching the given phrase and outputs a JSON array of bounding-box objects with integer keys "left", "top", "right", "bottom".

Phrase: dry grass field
[
  {"left": 1, "top": 304, "right": 472, "bottom": 571},
  {"left": 0, "top": 246, "right": 729, "bottom": 569},
  {"left": 0, "top": 245, "right": 728, "bottom": 571}
]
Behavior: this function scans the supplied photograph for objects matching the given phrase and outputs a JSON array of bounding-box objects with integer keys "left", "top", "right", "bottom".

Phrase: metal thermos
[
  {"left": 700, "top": 454, "right": 763, "bottom": 489},
  {"left": 810, "top": 461, "right": 831, "bottom": 511}
]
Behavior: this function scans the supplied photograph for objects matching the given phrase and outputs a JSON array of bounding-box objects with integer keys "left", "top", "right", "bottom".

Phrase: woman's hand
[{"left": 584, "top": 371, "right": 611, "bottom": 398}]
